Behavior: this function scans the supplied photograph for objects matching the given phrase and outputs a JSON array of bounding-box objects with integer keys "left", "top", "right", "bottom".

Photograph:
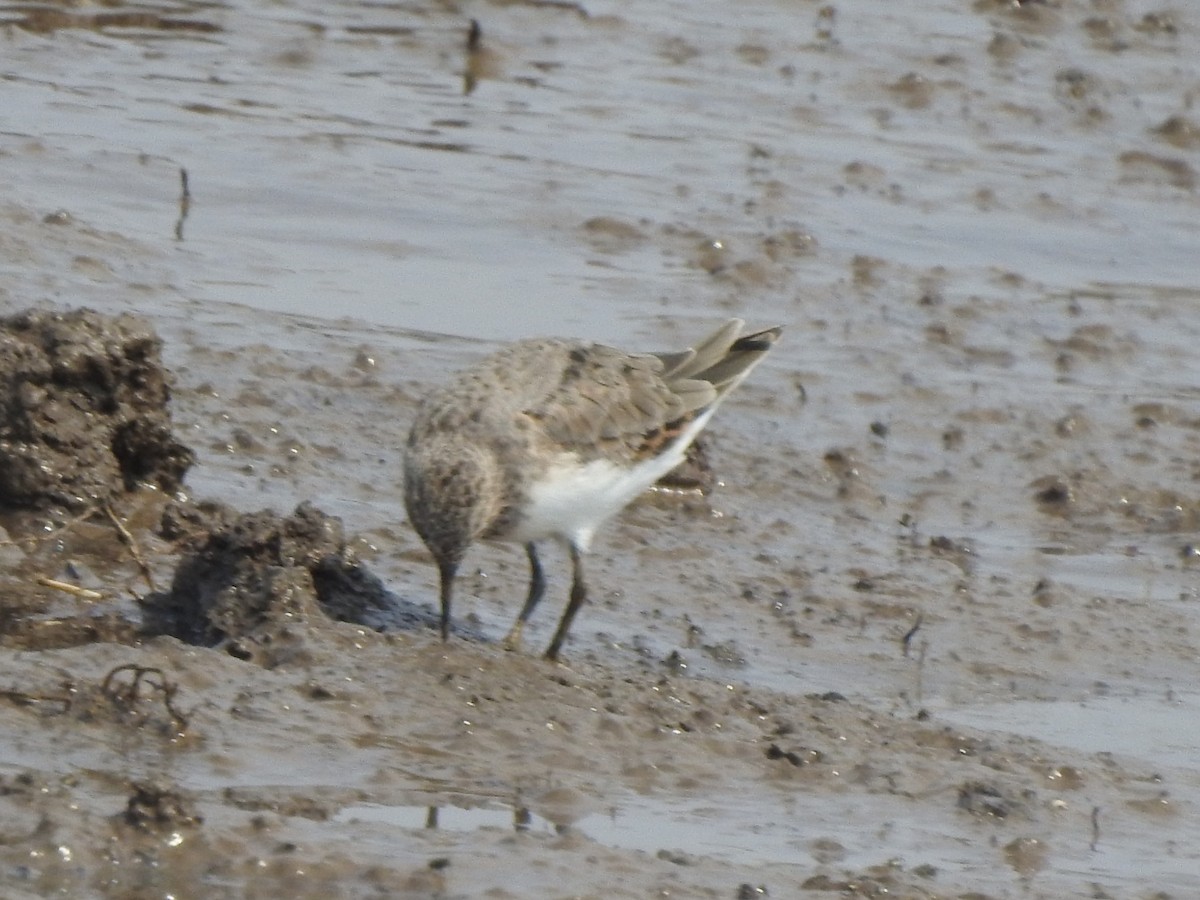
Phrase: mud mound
[
  {"left": 0, "top": 308, "right": 194, "bottom": 510},
  {"left": 147, "top": 501, "right": 394, "bottom": 667}
]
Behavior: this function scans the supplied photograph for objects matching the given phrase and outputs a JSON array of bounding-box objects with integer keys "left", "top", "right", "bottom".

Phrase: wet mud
[
  {"left": 0, "top": 292, "right": 1191, "bottom": 897},
  {"left": 2, "top": 0, "right": 1200, "bottom": 897},
  {"left": 149, "top": 499, "right": 403, "bottom": 666},
  {"left": 0, "top": 308, "right": 193, "bottom": 512}
]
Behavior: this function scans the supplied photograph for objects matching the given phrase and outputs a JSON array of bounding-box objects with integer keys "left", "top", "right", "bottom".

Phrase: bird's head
[{"left": 403, "top": 435, "right": 504, "bottom": 572}]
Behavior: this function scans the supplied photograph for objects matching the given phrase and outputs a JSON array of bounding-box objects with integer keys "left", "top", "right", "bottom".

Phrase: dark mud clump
[
  {"left": 0, "top": 307, "right": 403, "bottom": 666},
  {"left": 147, "top": 501, "right": 394, "bottom": 667},
  {"left": 0, "top": 308, "right": 194, "bottom": 510}
]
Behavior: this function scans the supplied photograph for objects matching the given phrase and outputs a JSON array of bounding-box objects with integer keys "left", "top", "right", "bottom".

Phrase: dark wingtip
[{"left": 730, "top": 326, "right": 782, "bottom": 353}]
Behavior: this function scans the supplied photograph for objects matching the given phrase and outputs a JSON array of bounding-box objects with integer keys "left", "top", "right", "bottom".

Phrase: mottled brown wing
[
  {"left": 523, "top": 342, "right": 704, "bottom": 461},
  {"left": 462, "top": 321, "right": 778, "bottom": 465}
]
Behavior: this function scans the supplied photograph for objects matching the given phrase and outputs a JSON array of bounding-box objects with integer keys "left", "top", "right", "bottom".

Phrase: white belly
[{"left": 505, "top": 407, "right": 716, "bottom": 551}]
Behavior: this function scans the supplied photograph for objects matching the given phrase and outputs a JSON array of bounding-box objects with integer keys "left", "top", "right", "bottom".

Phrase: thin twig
[
  {"left": 103, "top": 504, "right": 156, "bottom": 593},
  {"left": 35, "top": 576, "right": 103, "bottom": 601},
  {"left": 901, "top": 612, "right": 924, "bottom": 658},
  {"left": 174, "top": 167, "right": 191, "bottom": 241}
]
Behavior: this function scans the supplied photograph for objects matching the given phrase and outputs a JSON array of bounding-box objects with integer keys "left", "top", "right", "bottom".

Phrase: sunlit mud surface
[{"left": 2, "top": 0, "right": 1200, "bottom": 896}]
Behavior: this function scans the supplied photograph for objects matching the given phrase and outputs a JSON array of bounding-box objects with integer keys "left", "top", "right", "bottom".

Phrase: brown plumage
[{"left": 404, "top": 319, "right": 781, "bottom": 660}]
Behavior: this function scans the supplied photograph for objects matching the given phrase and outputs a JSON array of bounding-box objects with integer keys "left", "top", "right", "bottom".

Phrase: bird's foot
[{"left": 501, "top": 622, "right": 525, "bottom": 652}]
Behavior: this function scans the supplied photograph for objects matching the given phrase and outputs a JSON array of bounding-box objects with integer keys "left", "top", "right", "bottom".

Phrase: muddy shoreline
[
  {"left": 0, "top": 304, "right": 1194, "bottom": 898},
  {"left": 3, "top": 0, "right": 1200, "bottom": 895}
]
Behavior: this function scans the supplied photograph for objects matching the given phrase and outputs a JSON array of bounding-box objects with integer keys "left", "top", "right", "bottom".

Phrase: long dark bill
[{"left": 438, "top": 559, "right": 458, "bottom": 640}]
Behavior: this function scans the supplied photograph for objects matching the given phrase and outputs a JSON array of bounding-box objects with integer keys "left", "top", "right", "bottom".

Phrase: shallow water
[{"left": 3, "top": 0, "right": 1200, "bottom": 896}]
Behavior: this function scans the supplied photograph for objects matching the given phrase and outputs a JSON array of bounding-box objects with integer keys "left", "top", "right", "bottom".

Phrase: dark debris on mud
[
  {"left": 0, "top": 307, "right": 413, "bottom": 663},
  {"left": 0, "top": 308, "right": 194, "bottom": 511},
  {"left": 147, "top": 499, "right": 404, "bottom": 667}
]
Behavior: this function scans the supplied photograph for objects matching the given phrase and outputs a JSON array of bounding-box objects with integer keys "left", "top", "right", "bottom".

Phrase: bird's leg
[
  {"left": 438, "top": 558, "right": 458, "bottom": 641},
  {"left": 503, "top": 543, "right": 545, "bottom": 651},
  {"left": 544, "top": 544, "right": 587, "bottom": 662}
]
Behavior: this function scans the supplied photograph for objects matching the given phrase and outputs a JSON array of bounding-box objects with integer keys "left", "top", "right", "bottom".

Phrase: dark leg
[
  {"left": 544, "top": 544, "right": 587, "bottom": 661},
  {"left": 438, "top": 558, "right": 457, "bottom": 640},
  {"left": 503, "top": 543, "right": 545, "bottom": 650}
]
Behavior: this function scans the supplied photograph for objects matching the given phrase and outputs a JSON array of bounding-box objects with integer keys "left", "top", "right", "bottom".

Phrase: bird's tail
[{"left": 656, "top": 319, "right": 782, "bottom": 408}]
